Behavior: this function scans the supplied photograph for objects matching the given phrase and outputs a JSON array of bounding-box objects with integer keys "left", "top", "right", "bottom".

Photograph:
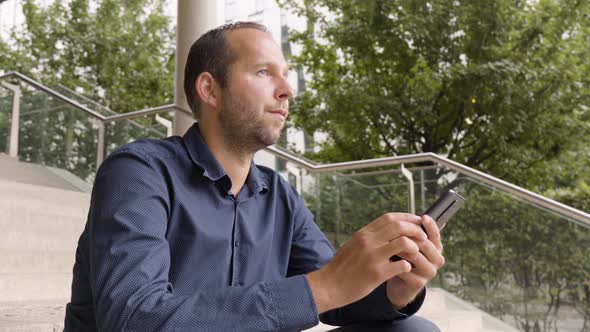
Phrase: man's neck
[{"left": 199, "top": 123, "right": 254, "bottom": 196}]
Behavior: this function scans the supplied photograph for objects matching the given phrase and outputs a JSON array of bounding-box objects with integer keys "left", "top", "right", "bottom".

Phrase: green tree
[
  {"left": 1, "top": 0, "right": 175, "bottom": 113},
  {"left": 280, "top": 0, "right": 590, "bottom": 189}
]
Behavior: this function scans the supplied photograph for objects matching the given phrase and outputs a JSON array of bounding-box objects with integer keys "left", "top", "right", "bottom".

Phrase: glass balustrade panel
[
  {"left": 299, "top": 169, "right": 412, "bottom": 249},
  {"left": 51, "top": 84, "right": 117, "bottom": 117},
  {"left": 103, "top": 112, "right": 173, "bottom": 158},
  {"left": 11, "top": 80, "right": 99, "bottom": 183},
  {"left": 420, "top": 166, "right": 589, "bottom": 332},
  {"left": 0, "top": 85, "right": 13, "bottom": 154},
  {"left": 299, "top": 164, "right": 589, "bottom": 331}
]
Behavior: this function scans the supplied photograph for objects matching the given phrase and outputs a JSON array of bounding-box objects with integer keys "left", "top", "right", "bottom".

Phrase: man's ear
[{"left": 195, "top": 72, "right": 219, "bottom": 109}]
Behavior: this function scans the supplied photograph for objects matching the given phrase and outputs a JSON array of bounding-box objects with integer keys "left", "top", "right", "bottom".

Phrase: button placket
[{"left": 231, "top": 199, "right": 240, "bottom": 286}]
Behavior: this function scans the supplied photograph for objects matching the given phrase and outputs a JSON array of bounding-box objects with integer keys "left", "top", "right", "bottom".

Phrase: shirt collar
[{"left": 183, "top": 123, "right": 269, "bottom": 195}]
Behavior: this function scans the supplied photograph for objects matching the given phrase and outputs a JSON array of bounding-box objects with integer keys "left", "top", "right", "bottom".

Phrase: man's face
[{"left": 217, "top": 28, "right": 293, "bottom": 152}]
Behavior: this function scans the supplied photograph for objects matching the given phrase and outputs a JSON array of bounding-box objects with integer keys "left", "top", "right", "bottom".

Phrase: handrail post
[
  {"left": 401, "top": 164, "right": 415, "bottom": 215},
  {"left": 1, "top": 81, "right": 21, "bottom": 158},
  {"left": 335, "top": 174, "right": 342, "bottom": 247},
  {"left": 155, "top": 113, "right": 173, "bottom": 137},
  {"left": 420, "top": 169, "right": 426, "bottom": 213},
  {"left": 95, "top": 120, "right": 105, "bottom": 169}
]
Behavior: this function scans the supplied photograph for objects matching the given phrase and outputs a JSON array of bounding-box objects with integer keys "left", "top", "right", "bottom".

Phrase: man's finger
[
  {"left": 385, "top": 259, "right": 413, "bottom": 277},
  {"left": 376, "top": 219, "right": 427, "bottom": 245},
  {"left": 404, "top": 251, "right": 439, "bottom": 281},
  {"left": 416, "top": 240, "right": 445, "bottom": 269},
  {"left": 394, "top": 269, "right": 428, "bottom": 290},
  {"left": 378, "top": 236, "right": 420, "bottom": 262},
  {"left": 364, "top": 213, "right": 422, "bottom": 233},
  {"left": 421, "top": 215, "right": 443, "bottom": 251}
]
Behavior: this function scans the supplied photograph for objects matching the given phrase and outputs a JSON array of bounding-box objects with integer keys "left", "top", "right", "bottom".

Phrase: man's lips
[{"left": 268, "top": 109, "right": 287, "bottom": 120}]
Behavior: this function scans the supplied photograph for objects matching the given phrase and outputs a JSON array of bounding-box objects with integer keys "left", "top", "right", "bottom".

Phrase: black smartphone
[
  {"left": 390, "top": 189, "right": 465, "bottom": 262},
  {"left": 422, "top": 189, "right": 465, "bottom": 231}
]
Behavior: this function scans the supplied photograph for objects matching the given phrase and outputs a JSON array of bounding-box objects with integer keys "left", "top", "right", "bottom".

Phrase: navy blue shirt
[{"left": 64, "top": 124, "right": 423, "bottom": 331}]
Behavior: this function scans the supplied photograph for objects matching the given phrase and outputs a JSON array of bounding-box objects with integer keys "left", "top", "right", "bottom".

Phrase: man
[{"left": 64, "top": 22, "right": 444, "bottom": 331}]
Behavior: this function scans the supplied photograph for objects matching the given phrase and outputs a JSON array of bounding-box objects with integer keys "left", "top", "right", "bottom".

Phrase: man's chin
[
  {"left": 259, "top": 132, "right": 281, "bottom": 148},
  {"left": 262, "top": 137, "right": 280, "bottom": 147}
]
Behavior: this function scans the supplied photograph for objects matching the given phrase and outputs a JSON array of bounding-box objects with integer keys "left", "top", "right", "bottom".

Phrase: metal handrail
[
  {"left": 103, "top": 104, "right": 182, "bottom": 122},
  {"left": 55, "top": 84, "right": 118, "bottom": 115},
  {"left": 2, "top": 71, "right": 588, "bottom": 227},
  {"left": 264, "top": 146, "right": 590, "bottom": 227},
  {"left": 0, "top": 71, "right": 189, "bottom": 166},
  {"left": 0, "top": 72, "right": 192, "bottom": 120},
  {"left": 0, "top": 71, "right": 106, "bottom": 119}
]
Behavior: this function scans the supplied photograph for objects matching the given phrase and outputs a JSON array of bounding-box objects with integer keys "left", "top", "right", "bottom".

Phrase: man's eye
[{"left": 257, "top": 69, "right": 269, "bottom": 76}]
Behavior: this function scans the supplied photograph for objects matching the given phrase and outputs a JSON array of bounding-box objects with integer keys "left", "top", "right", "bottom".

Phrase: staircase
[
  {"left": 0, "top": 156, "right": 89, "bottom": 331},
  {"left": 416, "top": 288, "right": 519, "bottom": 332}
]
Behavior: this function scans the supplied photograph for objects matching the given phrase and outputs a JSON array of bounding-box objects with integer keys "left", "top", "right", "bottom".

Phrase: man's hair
[{"left": 184, "top": 21, "right": 268, "bottom": 120}]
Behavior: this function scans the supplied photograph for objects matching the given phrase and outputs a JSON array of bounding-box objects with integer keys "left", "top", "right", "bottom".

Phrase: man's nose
[{"left": 275, "top": 77, "right": 294, "bottom": 101}]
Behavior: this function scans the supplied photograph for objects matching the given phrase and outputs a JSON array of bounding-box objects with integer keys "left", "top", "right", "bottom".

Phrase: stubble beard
[{"left": 218, "top": 90, "right": 283, "bottom": 159}]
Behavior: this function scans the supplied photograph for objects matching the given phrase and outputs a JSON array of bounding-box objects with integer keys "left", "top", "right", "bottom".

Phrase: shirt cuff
[
  {"left": 394, "top": 287, "right": 426, "bottom": 317},
  {"left": 266, "top": 274, "right": 319, "bottom": 331},
  {"left": 372, "top": 283, "right": 426, "bottom": 320}
]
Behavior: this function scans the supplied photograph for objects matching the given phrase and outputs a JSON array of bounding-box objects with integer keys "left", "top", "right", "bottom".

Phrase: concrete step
[
  {"left": 0, "top": 322, "right": 60, "bottom": 332},
  {"left": 0, "top": 231, "right": 81, "bottom": 251},
  {"left": 0, "top": 250, "right": 75, "bottom": 274},
  {"left": 0, "top": 180, "right": 88, "bottom": 254},
  {"left": 0, "top": 300, "right": 65, "bottom": 332},
  {"left": 0, "top": 210, "right": 85, "bottom": 234},
  {"left": 0, "top": 192, "right": 89, "bottom": 219},
  {"left": 0, "top": 156, "right": 91, "bottom": 193},
  {"left": 0, "top": 209, "right": 86, "bottom": 234},
  {"left": 425, "top": 309, "right": 484, "bottom": 331},
  {"left": 417, "top": 287, "right": 448, "bottom": 316},
  {"left": 0, "top": 179, "right": 90, "bottom": 210},
  {"left": 418, "top": 288, "right": 520, "bottom": 332},
  {"left": 0, "top": 273, "right": 72, "bottom": 302}
]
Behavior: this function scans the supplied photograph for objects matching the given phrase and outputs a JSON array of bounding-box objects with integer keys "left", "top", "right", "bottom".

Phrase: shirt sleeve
[
  {"left": 88, "top": 149, "right": 319, "bottom": 332},
  {"left": 286, "top": 192, "right": 424, "bottom": 326}
]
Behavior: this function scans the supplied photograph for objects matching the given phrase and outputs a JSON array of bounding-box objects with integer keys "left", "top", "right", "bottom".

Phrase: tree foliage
[
  {"left": 0, "top": 0, "right": 175, "bottom": 113},
  {"left": 281, "top": 0, "right": 590, "bottom": 189}
]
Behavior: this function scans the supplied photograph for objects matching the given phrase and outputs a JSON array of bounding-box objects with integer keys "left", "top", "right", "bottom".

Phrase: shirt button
[{"left": 234, "top": 241, "right": 240, "bottom": 247}]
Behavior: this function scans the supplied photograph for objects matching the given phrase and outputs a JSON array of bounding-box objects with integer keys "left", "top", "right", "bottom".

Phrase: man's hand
[
  {"left": 386, "top": 215, "right": 445, "bottom": 309},
  {"left": 306, "top": 213, "right": 427, "bottom": 314}
]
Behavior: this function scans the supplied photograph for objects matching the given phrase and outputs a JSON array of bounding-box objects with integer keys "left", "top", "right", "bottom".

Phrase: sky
[
  {"left": 0, "top": 0, "right": 22, "bottom": 39},
  {"left": 0, "top": 0, "right": 177, "bottom": 40}
]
